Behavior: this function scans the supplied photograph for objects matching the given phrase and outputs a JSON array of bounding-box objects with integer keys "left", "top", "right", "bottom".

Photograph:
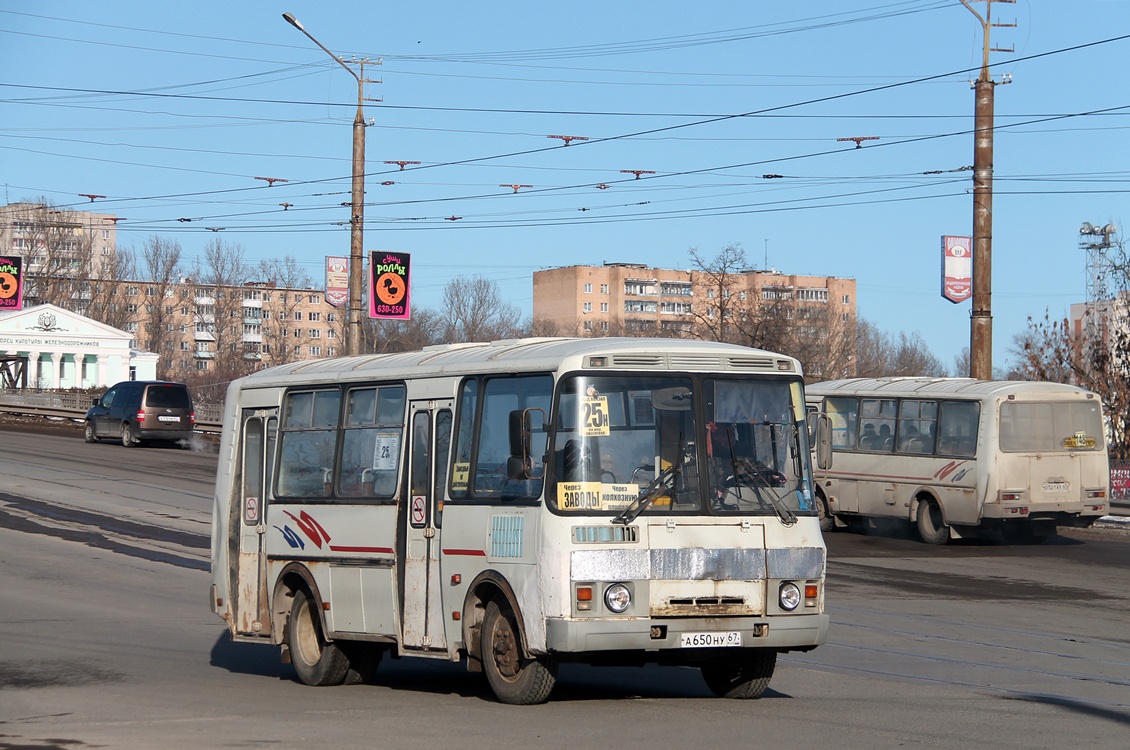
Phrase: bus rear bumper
[{"left": 543, "top": 613, "right": 828, "bottom": 656}]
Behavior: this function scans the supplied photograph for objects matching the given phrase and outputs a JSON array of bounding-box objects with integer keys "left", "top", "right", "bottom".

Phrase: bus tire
[
  {"left": 288, "top": 588, "right": 349, "bottom": 687},
  {"left": 916, "top": 499, "right": 949, "bottom": 545},
  {"left": 340, "top": 642, "right": 383, "bottom": 685},
  {"left": 481, "top": 598, "right": 556, "bottom": 705},
  {"left": 701, "top": 649, "right": 776, "bottom": 699},
  {"left": 816, "top": 491, "right": 834, "bottom": 533},
  {"left": 84, "top": 421, "right": 98, "bottom": 443}
]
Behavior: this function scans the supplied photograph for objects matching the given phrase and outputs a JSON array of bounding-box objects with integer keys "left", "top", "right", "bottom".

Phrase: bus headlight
[
  {"left": 779, "top": 582, "right": 801, "bottom": 611},
  {"left": 604, "top": 583, "right": 631, "bottom": 613}
]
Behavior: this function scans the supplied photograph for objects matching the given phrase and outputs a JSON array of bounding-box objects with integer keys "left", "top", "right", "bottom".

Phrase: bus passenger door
[
  {"left": 235, "top": 408, "right": 277, "bottom": 637},
  {"left": 401, "top": 400, "right": 453, "bottom": 651}
]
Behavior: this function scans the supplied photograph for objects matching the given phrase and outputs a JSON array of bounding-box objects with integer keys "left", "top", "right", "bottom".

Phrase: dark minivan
[{"left": 84, "top": 380, "right": 195, "bottom": 448}]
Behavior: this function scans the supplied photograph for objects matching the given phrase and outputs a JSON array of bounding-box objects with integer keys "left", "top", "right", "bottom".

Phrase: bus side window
[
  {"left": 825, "top": 397, "right": 858, "bottom": 451},
  {"left": 277, "top": 389, "right": 341, "bottom": 498},
  {"left": 938, "top": 400, "right": 980, "bottom": 458},
  {"left": 859, "top": 398, "right": 896, "bottom": 453},
  {"left": 450, "top": 375, "right": 551, "bottom": 500},
  {"left": 338, "top": 385, "right": 406, "bottom": 498}
]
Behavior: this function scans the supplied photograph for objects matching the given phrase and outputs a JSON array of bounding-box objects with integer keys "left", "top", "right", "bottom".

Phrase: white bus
[
  {"left": 210, "top": 337, "right": 830, "bottom": 704},
  {"left": 806, "top": 377, "right": 1110, "bottom": 544}
]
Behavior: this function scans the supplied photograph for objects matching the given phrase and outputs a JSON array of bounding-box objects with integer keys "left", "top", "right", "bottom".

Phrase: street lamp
[{"left": 283, "top": 12, "right": 366, "bottom": 356}]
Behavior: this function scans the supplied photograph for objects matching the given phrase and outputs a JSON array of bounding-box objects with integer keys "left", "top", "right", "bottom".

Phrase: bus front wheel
[
  {"left": 816, "top": 492, "right": 834, "bottom": 533},
  {"left": 481, "top": 599, "right": 557, "bottom": 705},
  {"left": 288, "top": 589, "right": 349, "bottom": 686},
  {"left": 701, "top": 650, "right": 776, "bottom": 699},
  {"left": 916, "top": 499, "right": 949, "bottom": 545}
]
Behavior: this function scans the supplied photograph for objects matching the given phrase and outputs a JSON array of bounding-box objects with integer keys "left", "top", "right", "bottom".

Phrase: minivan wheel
[
  {"left": 83, "top": 421, "right": 98, "bottom": 444},
  {"left": 121, "top": 423, "right": 138, "bottom": 448}
]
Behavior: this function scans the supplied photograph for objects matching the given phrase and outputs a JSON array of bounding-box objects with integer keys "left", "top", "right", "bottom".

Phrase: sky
[{"left": 3, "top": 1, "right": 1130, "bottom": 373}]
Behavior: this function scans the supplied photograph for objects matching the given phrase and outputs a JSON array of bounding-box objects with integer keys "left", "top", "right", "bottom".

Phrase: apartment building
[
  {"left": 534, "top": 263, "right": 855, "bottom": 335},
  {"left": 0, "top": 202, "right": 118, "bottom": 279},
  {"left": 125, "top": 279, "right": 340, "bottom": 376}
]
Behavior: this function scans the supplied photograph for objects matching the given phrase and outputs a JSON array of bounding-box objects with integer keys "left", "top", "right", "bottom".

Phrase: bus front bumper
[{"left": 543, "top": 613, "right": 829, "bottom": 655}]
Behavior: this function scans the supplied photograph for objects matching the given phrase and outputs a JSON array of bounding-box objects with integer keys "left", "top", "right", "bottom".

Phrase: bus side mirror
[
  {"left": 508, "top": 408, "right": 546, "bottom": 480},
  {"left": 809, "top": 412, "right": 833, "bottom": 470}
]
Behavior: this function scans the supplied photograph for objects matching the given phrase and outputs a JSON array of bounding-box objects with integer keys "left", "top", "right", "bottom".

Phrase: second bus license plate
[{"left": 679, "top": 631, "right": 742, "bottom": 648}]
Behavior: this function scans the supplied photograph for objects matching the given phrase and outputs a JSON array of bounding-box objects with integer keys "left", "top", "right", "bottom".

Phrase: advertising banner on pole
[
  {"left": 0, "top": 255, "right": 24, "bottom": 311},
  {"left": 325, "top": 256, "right": 348, "bottom": 308},
  {"left": 941, "top": 235, "right": 972, "bottom": 304},
  {"left": 369, "top": 251, "right": 411, "bottom": 320}
]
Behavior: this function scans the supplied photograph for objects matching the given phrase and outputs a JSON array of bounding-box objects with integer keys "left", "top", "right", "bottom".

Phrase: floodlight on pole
[{"left": 283, "top": 12, "right": 366, "bottom": 357}]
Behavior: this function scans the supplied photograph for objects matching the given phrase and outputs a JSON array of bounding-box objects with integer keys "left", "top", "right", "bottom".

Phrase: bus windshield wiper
[
  {"left": 727, "top": 427, "right": 797, "bottom": 526},
  {"left": 613, "top": 463, "right": 681, "bottom": 526}
]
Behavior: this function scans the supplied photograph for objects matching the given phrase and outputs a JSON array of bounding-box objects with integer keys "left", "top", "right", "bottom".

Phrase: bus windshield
[
  {"left": 552, "top": 373, "right": 813, "bottom": 518},
  {"left": 999, "top": 400, "right": 1105, "bottom": 452}
]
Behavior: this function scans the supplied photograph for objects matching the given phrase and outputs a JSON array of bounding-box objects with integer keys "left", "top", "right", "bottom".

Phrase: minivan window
[{"left": 145, "top": 385, "right": 191, "bottom": 408}]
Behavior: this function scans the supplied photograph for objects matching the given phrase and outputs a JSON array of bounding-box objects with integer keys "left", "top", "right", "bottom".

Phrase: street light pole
[{"left": 283, "top": 12, "right": 365, "bottom": 357}]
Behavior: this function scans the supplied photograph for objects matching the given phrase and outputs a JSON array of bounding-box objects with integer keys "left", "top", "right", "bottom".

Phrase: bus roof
[
  {"left": 234, "top": 337, "right": 803, "bottom": 390},
  {"left": 806, "top": 377, "right": 1097, "bottom": 400}
]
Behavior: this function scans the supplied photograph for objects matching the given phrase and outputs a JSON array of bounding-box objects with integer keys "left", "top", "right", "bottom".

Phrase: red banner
[{"left": 941, "top": 236, "right": 972, "bottom": 304}]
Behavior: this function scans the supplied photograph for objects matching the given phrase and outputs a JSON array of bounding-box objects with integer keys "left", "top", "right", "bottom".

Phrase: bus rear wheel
[
  {"left": 481, "top": 599, "right": 556, "bottom": 705},
  {"left": 916, "top": 499, "right": 949, "bottom": 545},
  {"left": 288, "top": 588, "right": 349, "bottom": 686},
  {"left": 701, "top": 650, "right": 777, "bottom": 699}
]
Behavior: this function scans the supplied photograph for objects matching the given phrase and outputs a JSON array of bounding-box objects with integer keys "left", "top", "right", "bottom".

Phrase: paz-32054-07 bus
[
  {"left": 806, "top": 377, "right": 1109, "bottom": 544},
  {"left": 210, "top": 337, "right": 830, "bottom": 704}
]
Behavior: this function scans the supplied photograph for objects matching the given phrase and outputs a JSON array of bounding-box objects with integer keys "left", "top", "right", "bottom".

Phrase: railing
[{"left": 0, "top": 391, "right": 223, "bottom": 433}]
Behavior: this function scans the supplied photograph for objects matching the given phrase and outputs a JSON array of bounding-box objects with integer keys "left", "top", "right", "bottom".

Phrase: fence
[{"left": 0, "top": 391, "right": 223, "bottom": 433}]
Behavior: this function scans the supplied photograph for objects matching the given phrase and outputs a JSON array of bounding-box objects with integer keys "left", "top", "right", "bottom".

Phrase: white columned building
[{"left": 0, "top": 304, "right": 157, "bottom": 389}]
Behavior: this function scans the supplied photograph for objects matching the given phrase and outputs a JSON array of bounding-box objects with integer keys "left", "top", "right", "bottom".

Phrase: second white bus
[{"left": 806, "top": 377, "right": 1109, "bottom": 544}]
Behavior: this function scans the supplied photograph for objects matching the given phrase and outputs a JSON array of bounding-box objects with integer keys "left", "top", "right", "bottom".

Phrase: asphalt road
[{"left": 1, "top": 423, "right": 1128, "bottom": 749}]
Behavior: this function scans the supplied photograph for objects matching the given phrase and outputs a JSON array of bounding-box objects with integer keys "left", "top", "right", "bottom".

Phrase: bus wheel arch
[
  {"left": 462, "top": 570, "right": 527, "bottom": 670},
  {"left": 462, "top": 571, "right": 557, "bottom": 704},
  {"left": 814, "top": 487, "right": 834, "bottom": 533},
  {"left": 914, "top": 493, "right": 950, "bottom": 544},
  {"left": 271, "top": 563, "right": 324, "bottom": 643}
]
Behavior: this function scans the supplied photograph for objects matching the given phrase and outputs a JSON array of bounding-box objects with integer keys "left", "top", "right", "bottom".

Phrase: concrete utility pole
[
  {"left": 961, "top": 0, "right": 1014, "bottom": 380},
  {"left": 283, "top": 13, "right": 373, "bottom": 357}
]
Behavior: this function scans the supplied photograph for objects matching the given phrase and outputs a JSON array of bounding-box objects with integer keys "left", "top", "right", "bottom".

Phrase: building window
[
  {"left": 308, "top": 329, "right": 321, "bottom": 338},
  {"left": 583, "top": 283, "right": 592, "bottom": 294},
  {"left": 310, "top": 346, "right": 322, "bottom": 356},
  {"left": 583, "top": 320, "right": 593, "bottom": 331},
  {"left": 328, "top": 347, "right": 337, "bottom": 356},
  {"left": 600, "top": 284, "right": 609, "bottom": 294},
  {"left": 843, "top": 294, "right": 851, "bottom": 305},
  {"left": 600, "top": 302, "right": 608, "bottom": 313},
  {"left": 327, "top": 312, "right": 336, "bottom": 322},
  {"left": 308, "top": 312, "right": 321, "bottom": 321},
  {"left": 797, "top": 288, "right": 829, "bottom": 302},
  {"left": 327, "top": 329, "right": 336, "bottom": 339},
  {"left": 582, "top": 302, "right": 592, "bottom": 313},
  {"left": 196, "top": 360, "right": 208, "bottom": 371},
  {"left": 600, "top": 321, "right": 608, "bottom": 332}
]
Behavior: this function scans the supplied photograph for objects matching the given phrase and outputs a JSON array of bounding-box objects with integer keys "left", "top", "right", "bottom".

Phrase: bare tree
[
  {"left": 85, "top": 244, "right": 136, "bottom": 332},
  {"left": 440, "top": 276, "right": 522, "bottom": 343},
  {"left": 687, "top": 244, "right": 754, "bottom": 344},
  {"left": 362, "top": 311, "right": 442, "bottom": 353},
  {"left": 255, "top": 256, "right": 314, "bottom": 365},
  {"left": 189, "top": 238, "right": 251, "bottom": 398},
  {"left": 136, "top": 236, "right": 182, "bottom": 379},
  {"left": 853, "top": 319, "right": 946, "bottom": 378},
  {"left": 1015, "top": 307, "right": 1130, "bottom": 459}
]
